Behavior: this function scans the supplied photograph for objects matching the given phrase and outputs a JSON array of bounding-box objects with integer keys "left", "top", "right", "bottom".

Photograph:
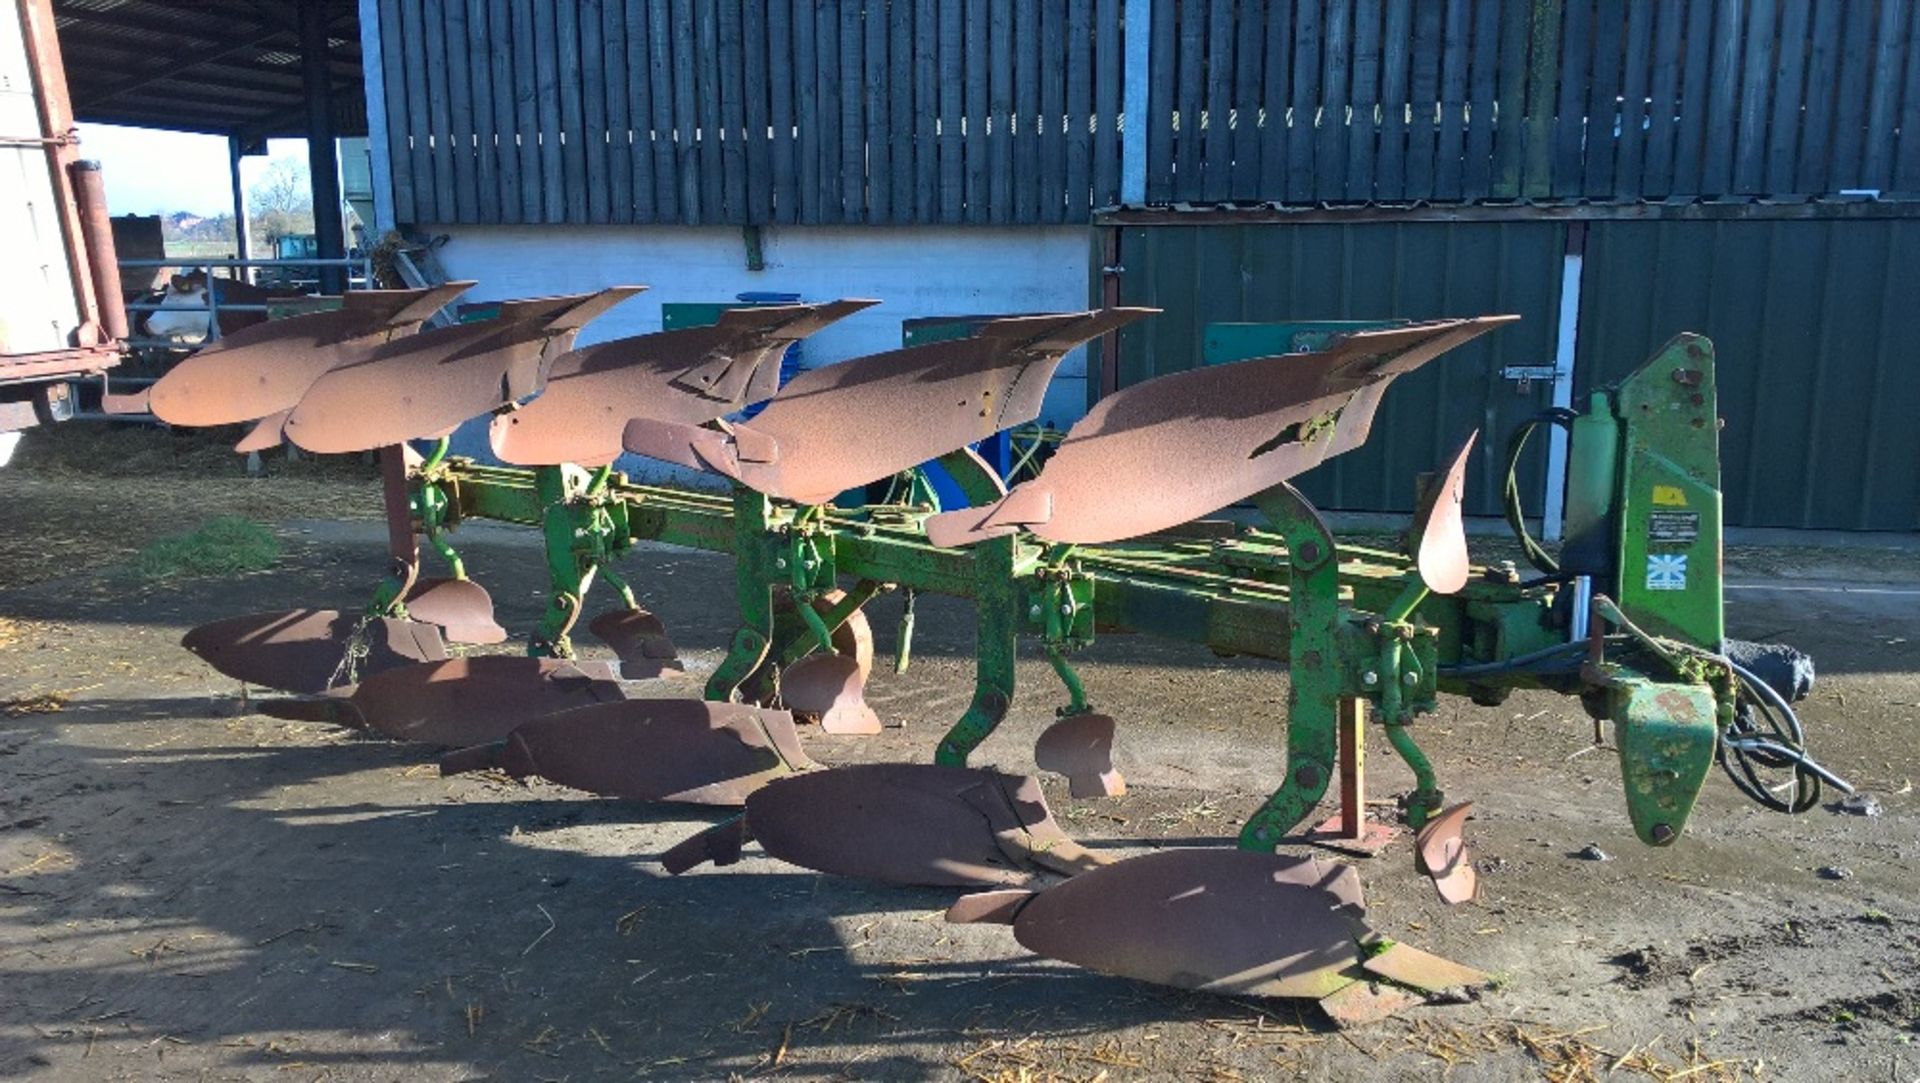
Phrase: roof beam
[
  {"left": 236, "top": 79, "right": 362, "bottom": 143},
  {"left": 65, "top": 49, "right": 310, "bottom": 95},
  {"left": 72, "top": 25, "right": 289, "bottom": 109},
  {"left": 76, "top": 111, "right": 237, "bottom": 138},
  {"left": 53, "top": 4, "right": 281, "bottom": 46},
  {"left": 64, "top": 38, "right": 360, "bottom": 81}
]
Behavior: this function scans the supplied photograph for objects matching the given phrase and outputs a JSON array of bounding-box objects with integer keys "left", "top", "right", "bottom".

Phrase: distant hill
[{"left": 163, "top": 211, "right": 236, "bottom": 245}]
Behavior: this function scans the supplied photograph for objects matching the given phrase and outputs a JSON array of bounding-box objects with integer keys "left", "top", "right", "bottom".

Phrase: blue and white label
[{"left": 1645, "top": 553, "right": 1688, "bottom": 591}]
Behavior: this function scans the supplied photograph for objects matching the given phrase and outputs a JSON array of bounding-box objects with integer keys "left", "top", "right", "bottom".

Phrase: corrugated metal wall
[
  {"left": 1114, "top": 215, "right": 1920, "bottom": 531},
  {"left": 1578, "top": 218, "right": 1920, "bottom": 531},
  {"left": 1114, "top": 221, "right": 1565, "bottom": 516}
]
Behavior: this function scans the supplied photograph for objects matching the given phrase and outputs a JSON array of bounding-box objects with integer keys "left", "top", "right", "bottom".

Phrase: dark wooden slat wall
[
  {"left": 1128, "top": 0, "right": 1920, "bottom": 208},
  {"left": 382, "top": 0, "right": 1123, "bottom": 226},
  {"left": 379, "top": 1, "right": 1920, "bottom": 225}
]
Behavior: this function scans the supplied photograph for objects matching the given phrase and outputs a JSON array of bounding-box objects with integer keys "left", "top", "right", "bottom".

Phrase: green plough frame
[{"left": 387, "top": 336, "right": 1736, "bottom": 850}]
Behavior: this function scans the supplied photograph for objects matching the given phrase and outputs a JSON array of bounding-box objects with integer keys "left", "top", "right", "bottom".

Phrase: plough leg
[
  {"left": 1239, "top": 482, "right": 1342, "bottom": 851},
  {"left": 936, "top": 533, "right": 1017, "bottom": 765},
  {"left": 531, "top": 466, "right": 597, "bottom": 657},
  {"left": 707, "top": 486, "right": 777, "bottom": 702},
  {"left": 370, "top": 443, "right": 421, "bottom": 615}
]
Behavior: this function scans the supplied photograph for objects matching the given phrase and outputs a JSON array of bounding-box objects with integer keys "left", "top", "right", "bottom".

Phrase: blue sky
[{"left": 76, "top": 124, "right": 311, "bottom": 217}]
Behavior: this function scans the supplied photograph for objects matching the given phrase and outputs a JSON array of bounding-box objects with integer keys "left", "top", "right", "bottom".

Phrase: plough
[{"left": 149, "top": 284, "right": 1848, "bottom": 1019}]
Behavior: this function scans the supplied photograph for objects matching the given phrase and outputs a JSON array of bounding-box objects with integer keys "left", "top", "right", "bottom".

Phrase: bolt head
[
  {"left": 1403, "top": 671, "right": 1419, "bottom": 686},
  {"left": 1029, "top": 605, "right": 1042, "bottom": 619},
  {"left": 775, "top": 558, "right": 787, "bottom": 569},
  {"left": 1362, "top": 670, "right": 1379, "bottom": 686},
  {"left": 1060, "top": 604, "right": 1073, "bottom": 615}
]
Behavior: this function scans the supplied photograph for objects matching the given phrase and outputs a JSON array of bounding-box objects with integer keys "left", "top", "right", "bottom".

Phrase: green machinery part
[{"left": 393, "top": 331, "right": 1761, "bottom": 851}]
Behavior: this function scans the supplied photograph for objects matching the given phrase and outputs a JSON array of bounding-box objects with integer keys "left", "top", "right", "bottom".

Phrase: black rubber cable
[
  {"left": 1717, "top": 655, "right": 1841, "bottom": 814},
  {"left": 1501, "top": 408, "right": 1579, "bottom": 576}
]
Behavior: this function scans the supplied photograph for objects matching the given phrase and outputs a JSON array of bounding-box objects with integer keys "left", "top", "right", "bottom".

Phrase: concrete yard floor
[{"left": 1, "top": 460, "right": 1917, "bottom": 1081}]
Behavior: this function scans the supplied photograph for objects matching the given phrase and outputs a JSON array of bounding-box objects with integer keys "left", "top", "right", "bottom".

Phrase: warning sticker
[
  {"left": 1652, "top": 485, "right": 1690, "bottom": 507},
  {"left": 1648, "top": 511, "right": 1700, "bottom": 544},
  {"left": 1646, "top": 554, "right": 1689, "bottom": 591}
]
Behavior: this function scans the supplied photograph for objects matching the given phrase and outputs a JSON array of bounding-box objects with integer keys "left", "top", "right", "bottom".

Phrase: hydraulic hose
[{"left": 1501, "top": 408, "right": 1579, "bottom": 576}]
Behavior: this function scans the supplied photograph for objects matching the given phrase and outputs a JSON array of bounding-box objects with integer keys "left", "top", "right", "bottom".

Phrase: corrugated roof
[{"left": 52, "top": 0, "right": 364, "bottom": 142}]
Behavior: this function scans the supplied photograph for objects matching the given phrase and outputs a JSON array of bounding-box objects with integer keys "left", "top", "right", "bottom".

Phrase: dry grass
[
  {"left": 0, "top": 425, "right": 379, "bottom": 591},
  {"left": 951, "top": 1035, "right": 1148, "bottom": 1083},
  {"left": 2, "top": 691, "right": 69, "bottom": 717},
  {"left": 1399, "top": 1018, "right": 1758, "bottom": 1082}
]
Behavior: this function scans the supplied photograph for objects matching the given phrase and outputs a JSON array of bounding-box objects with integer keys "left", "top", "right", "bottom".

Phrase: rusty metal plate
[
  {"left": 780, "top": 654, "right": 879, "bottom": 734},
  {"left": 283, "top": 288, "right": 644, "bottom": 454},
  {"left": 1318, "top": 980, "right": 1423, "bottom": 1028},
  {"left": 1415, "top": 802, "right": 1478, "bottom": 905},
  {"left": 778, "top": 591, "right": 874, "bottom": 686},
  {"left": 439, "top": 699, "right": 814, "bottom": 805},
  {"left": 945, "top": 889, "right": 1036, "bottom": 925},
  {"left": 925, "top": 317, "right": 1516, "bottom": 548},
  {"left": 102, "top": 387, "right": 150, "bottom": 415},
  {"left": 148, "top": 284, "right": 475, "bottom": 427},
  {"left": 623, "top": 309, "right": 1154, "bottom": 505},
  {"left": 1361, "top": 942, "right": 1488, "bottom": 993},
  {"left": 1413, "top": 432, "right": 1479, "bottom": 595},
  {"left": 232, "top": 409, "right": 291, "bottom": 452},
  {"left": 490, "top": 300, "right": 876, "bottom": 467},
  {"left": 1034, "top": 712, "right": 1126, "bottom": 798},
  {"left": 263, "top": 656, "right": 627, "bottom": 745},
  {"left": 181, "top": 608, "right": 446, "bottom": 694},
  {"left": 587, "top": 608, "right": 683, "bottom": 679},
  {"left": 716, "top": 763, "right": 1107, "bottom": 887},
  {"left": 404, "top": 577, "right": 507, "bottom": 645},
  {"left": 1005, "top": 848, "right": 1369, "bottom": 1000}
]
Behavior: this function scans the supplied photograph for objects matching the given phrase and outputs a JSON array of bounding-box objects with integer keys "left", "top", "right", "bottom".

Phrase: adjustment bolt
[{"left": 1362, "top": 671, "right": 1379, "bottom": 686}]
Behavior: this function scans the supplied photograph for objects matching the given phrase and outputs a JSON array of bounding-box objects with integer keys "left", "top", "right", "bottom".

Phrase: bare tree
[{"left": 248, "top": 158, "right": 314, "bottom": 250}]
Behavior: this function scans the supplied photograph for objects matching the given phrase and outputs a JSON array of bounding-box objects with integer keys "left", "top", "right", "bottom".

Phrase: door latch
[{"left": 1501, "top": 364, "right": 1561, "bottom": 394}]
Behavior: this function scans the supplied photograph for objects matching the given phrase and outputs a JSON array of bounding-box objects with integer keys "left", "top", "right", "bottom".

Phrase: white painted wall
[{"left": 428, "top": 222, "right": 1095, "bottom": 480}]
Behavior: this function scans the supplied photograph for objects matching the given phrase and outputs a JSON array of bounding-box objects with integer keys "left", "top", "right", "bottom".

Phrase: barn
[{"left": 49, "top": 0, "right": 1920, "bottom": 532}]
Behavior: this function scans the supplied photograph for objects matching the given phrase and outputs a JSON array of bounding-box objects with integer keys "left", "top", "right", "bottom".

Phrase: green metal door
[
  {"left": 1577, "top": 217, "right": 1920, "bottom": 531},
  {"left": 1113, "top": 221, "right": 1567, "bottom": 517}
]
